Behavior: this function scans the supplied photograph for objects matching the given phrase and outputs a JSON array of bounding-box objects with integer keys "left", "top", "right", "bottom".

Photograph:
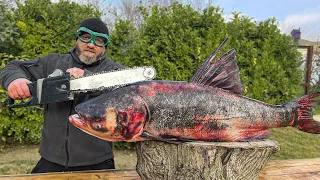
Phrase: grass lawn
[
  {"left": 270, "top": 127, "right": 320, "bottom": 160},
  {"left": 0, "top": 145, "right": 136, "bottom": 175},
  {"left": 269, "top": 115, "right": 320, "bottom": 160}
]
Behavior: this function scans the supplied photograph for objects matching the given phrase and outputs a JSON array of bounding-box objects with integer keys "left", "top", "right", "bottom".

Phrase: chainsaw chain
[{"left": 71, "top": 66, "right": 156, "bottom": 94}]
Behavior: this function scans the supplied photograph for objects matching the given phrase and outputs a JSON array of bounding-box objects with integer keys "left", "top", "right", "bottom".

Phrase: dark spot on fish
[
  {"left": 117, "top": 112, "right": 128, "bottom": 124},
  {"left": 206, "top": 121, "right": 229, "bottom": 131},
  {"left": 114, "top": 125, "right": 122, "bottom": 133},
  {"left": 121, "top": 128, "right": 127, "bottom": 137},
  {"left": 137, "top": 106, "right": 146, "bottom": 114},
  {"left": 122, "top": 113, "right": 128, "bottom": 123},
  {"left": 124, "top": 121, "right": 143, "bottom": 139},
  {"left": 241, "top": 131, "right": 270, "bottom": 141},
  {"left": 92, "top": 118, "right": 105, "bottom": 122},
  {"left": 133, "top": 121, "right": 142, "bottom": 130},
  {"left": 159, "top": 134, "right": 178, "bottom": 139}
]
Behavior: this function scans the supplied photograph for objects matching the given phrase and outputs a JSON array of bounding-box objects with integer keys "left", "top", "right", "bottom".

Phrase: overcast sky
[{"left": 215, "top": 0, "right": 320, "bottom": 41}]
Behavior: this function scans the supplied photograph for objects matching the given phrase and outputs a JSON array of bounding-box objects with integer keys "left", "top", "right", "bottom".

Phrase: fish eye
[
  {"left": 94, "top": 124, "right": 102, "bottom": 129},
  {"left": 91, "top": 123, "right": 108, "bottom": 133}
]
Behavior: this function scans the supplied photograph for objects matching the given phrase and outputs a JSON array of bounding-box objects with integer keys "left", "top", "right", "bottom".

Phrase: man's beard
[
  {"left": 77, "top": 47, "right": 105, "bottom": 65},
  {"left": 79, "top": 53, "right": 99, "bottom": 65}
]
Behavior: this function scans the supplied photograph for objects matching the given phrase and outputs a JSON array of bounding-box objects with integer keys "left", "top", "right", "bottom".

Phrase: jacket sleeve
[{"left": 0, "top": 56, "right": 48, "bottom": 90}]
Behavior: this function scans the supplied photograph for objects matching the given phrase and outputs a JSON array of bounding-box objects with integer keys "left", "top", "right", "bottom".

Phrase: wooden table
[
  {"left": 258, "top": 158, "right": 320, "bottom": 180},
  {"left": 0, "top": 158, "right": 319, "bottom": 180},
  {"left": 0, "top": 169, "right": 139, "bottom": 180}
]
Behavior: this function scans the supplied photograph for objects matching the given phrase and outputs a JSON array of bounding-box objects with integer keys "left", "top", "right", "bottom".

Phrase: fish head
[{"left": 69, "top": 90, "right": 148, "bottom": 141}]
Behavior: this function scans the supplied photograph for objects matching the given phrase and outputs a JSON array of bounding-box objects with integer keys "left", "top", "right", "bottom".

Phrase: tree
[
  {"left": 10, "top": 0, "right": 101, "bottom": 57},
  {"left": 0, "top": 0, "right": 22, "bottom": 55},
  {"left": 107, "top": 19, "right": 138, "bottom": 66},
  {"left": 115, "top": 3, "right": 226, "bottom": 81},
  {"left": 226, "top": 15, "right": 302, "bottom": 104}
]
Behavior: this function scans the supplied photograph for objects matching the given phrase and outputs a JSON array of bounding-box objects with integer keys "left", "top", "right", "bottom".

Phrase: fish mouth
[{"left": 69, "top": 114, "right": 87, "bottom": 127}]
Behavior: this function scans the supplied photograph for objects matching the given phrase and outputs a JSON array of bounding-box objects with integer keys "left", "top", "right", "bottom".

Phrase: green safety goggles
[{"left": 76, "top": 27, "right": 109, "bottom": 47}]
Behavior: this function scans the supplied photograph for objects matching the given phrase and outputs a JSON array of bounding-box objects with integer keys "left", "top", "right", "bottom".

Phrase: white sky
[{"left": 216, "top": 0, "right": 320, "bottom": 41}]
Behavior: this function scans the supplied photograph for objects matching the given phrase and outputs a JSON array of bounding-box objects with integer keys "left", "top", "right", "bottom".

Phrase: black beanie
[{"left": 79, "top": 18, "right": 109, "bottom": 35}]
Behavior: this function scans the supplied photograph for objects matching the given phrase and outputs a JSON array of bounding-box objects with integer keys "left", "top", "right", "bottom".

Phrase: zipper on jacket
[
  {"left": 64, "top": 102, "right": 74, "bottom": 169},
  {"left": 64, "top": 56, "right": 75, "bottom": 169},
  {"left": 64, "top": 120, "right": 70, "bottom": 169}
]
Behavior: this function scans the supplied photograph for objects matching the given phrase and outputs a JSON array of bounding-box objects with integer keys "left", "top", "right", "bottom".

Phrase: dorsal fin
[{"left": 189, "top": 38, "right": 244, "bottom": 94}]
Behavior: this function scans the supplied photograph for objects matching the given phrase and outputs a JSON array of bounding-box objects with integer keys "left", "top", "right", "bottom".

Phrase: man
[{"left": 0, "top": 18, "right": 124, "bottom": 173}]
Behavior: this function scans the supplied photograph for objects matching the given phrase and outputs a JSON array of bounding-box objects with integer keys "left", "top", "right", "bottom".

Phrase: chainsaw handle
[
  {"left": 7, "top": 81, "right": 39, "bottom": 108},
  {"left": 6, "top": 69, "right": 67, "bottom": 108}
]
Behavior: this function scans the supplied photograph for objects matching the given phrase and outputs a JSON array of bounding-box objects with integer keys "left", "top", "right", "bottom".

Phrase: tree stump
[{"left": 135, "top": 139, "right": 280, "bottom": 180}]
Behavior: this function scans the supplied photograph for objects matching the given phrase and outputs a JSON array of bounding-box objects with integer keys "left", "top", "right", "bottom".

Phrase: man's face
[{"left": 76, "top": 38, "right": 106, "bottom": 65}]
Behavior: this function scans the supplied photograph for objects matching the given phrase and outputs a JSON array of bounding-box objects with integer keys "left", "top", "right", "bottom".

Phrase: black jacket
[{"left": 0, "top": 47, "right": 124, "bottom": 166}]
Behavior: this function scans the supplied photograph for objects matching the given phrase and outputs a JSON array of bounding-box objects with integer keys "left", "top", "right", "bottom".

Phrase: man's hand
[
  {"left": 66, "top": 68, "right": 85, "bottom": 78},
  {"left": 7, "top": 78, "right": 32, "bottom": 99}
]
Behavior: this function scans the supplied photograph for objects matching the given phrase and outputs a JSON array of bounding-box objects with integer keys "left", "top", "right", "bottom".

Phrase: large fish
[{"left": 69, "top": 39, "right": 320, "bottom": 142}]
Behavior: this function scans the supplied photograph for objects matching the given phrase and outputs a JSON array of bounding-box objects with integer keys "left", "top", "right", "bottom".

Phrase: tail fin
[{"left": 294, "top": 92, "right": 320, "bottom": 134}]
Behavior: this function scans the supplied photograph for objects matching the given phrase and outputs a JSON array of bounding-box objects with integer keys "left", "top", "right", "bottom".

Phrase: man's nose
[{"left": 87, "top": 43, "right": 96, "bottom": 48}]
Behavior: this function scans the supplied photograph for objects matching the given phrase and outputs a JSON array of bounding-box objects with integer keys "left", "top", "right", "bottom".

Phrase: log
[{"left": 136, "top": 139, "right": 280, "bottom": 180}]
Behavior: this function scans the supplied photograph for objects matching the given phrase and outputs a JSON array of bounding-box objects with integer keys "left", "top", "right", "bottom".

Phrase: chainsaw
[{"left": 7, "top": 66, "right": 156, "bottom": 108}]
